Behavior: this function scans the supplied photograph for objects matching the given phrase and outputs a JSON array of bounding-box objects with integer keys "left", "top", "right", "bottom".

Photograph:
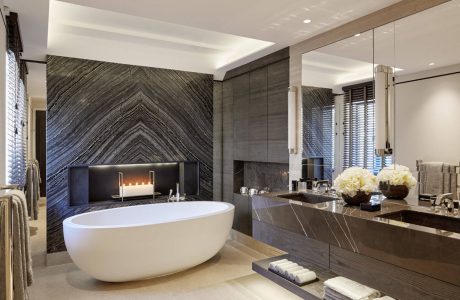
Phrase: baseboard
[
  {"left": 229, "top": 229, "right": 286, "bottom": 257},
  {"left": 46, "top": 251, "right": 72, "bottom": 266}
]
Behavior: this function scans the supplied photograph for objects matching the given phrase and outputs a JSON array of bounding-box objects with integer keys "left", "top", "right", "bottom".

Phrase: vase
[
  {"left": 380, "top": 184, "right": 409, "bottom": 199},
  {"left": 341, "top": 191, "right": 372, "bottom": 205}
]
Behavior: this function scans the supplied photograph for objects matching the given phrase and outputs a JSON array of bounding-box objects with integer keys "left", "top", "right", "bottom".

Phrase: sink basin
[
  {"left": 278, "top": 193, "right": 335, "bottom": 204},
  {"left": 377, "top": 210, "right": 460, "bottom": 233}
]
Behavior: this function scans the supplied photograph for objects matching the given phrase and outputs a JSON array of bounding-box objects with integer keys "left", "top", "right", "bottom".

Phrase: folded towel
[
  {"left": 288, "top": 268, "right": 310, "bottom": 281},
  {"left": 374, "top": 297, "right": 395, "bottom": 300},
  {"left": 282, "top": 265, "right": 303, "bottom": 276},
  {"left": 294, "top": 270, "right": 316, "bottom": 284},
  {"left": 275, "top": 262, "right": 297, "bottom": 273},
  {"left": 268, "top": 258, "right": 288, "bottom": 270},
  {"left": 324, "top": 286, "right": 353, "bottom": 300},
  {"left": 324, "top": 277, "right": 380, "bottom": 300},
  {"left": 10, "top": 190, "right": 33, "bottom": 285}
]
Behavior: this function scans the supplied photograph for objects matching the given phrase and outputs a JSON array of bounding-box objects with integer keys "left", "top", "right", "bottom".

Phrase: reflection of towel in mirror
[
  {"left": 419, "top": 162, "right": 458, "bottom": 195},
  {"left": 419, "top": 162, "right": 444, "bottom": 195},
  {"left": 0, "top": 192, "right": 32, "bottom": 300},
  {"left": 324, "top": 276, "right": 380, "bottom": 300}
]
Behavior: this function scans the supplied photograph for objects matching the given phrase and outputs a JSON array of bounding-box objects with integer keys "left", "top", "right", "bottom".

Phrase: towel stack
[
  {"left": 268, "top": 258, "right": 317, "bottom": 285},
  {"left": 0, "top": 189, "right": 33, "bottom": 300},
  {"left": 323, "top": 277, "right": 382, "bottom": 300}
]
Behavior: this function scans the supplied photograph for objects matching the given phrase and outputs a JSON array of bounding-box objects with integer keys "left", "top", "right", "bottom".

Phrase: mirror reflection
[{"left": 300, "top": 0, "right": 460, "bottom": 200}]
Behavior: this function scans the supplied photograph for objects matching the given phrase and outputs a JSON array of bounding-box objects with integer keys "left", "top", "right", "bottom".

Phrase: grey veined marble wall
[{"left": 47, "top": 56, "right": 213, "bottom": 252}]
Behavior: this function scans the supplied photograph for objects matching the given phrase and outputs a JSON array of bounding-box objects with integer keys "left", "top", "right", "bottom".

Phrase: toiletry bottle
[{"left": 176, "top": 182, "right": 180, "bottom": 201}]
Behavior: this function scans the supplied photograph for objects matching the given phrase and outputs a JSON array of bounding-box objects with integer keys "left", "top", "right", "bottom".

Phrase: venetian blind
[{"left": 342, "top": 82, "right": 391, "bottom": 174}]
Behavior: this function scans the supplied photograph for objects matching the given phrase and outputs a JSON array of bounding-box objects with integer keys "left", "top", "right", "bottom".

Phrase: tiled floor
[
  {"left": 27, "top": 200, "right": 300, "bottom": 300},
  {"left": 29, "top": 239, "right": 300, "bottom": 300}
]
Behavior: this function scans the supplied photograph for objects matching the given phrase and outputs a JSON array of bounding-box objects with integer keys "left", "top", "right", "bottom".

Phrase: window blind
[
  {"left": 6, "top": 50, "right": 28, "bottom": 186},
  {"left": 343, "top": 82, "right": 391, "bottom": 174}
]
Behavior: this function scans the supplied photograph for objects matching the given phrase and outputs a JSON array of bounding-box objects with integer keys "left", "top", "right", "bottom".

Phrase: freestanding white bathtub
[{"left": 63, "top": 201, "right": 234, "bottom": 282}]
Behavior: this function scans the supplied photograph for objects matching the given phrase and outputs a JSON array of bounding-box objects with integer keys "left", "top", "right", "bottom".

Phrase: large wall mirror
[{"left": 299, "top": 0, "right": 460, "bottom": 198}]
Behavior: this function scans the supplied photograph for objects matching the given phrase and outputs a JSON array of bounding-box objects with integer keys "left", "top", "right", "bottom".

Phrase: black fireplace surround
[{"left": 68, "top": 161, "right": 199, "bottom": 206}]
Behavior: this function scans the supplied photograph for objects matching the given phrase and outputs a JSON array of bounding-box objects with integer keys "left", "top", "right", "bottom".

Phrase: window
[
  {"left": 342, "top": 82, "right": 392, "bottom": 174},
  {"left": 6, "top": 50, "right": 27, "bottom": 186}
]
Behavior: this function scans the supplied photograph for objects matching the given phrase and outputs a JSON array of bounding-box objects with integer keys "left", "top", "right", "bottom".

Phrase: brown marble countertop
[
  {"left": 258, "top": 190, "right": 460, "bottom": 239},
  {"left": 251, "top": 190, "right": 460, "bottom": 286}
]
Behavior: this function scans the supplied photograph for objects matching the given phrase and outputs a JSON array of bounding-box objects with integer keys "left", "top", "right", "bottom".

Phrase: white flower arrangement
[
  {"left": 333, "top": 167, "right": 378, "bottom": 197},
  {"left": 377, "top": 164, "right": 417, "bottom": 188}
]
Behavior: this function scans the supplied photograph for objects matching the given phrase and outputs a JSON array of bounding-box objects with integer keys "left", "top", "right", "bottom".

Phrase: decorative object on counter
[
  {"left": 333, "top": 167, "right": 377, "bottom": 205},
  {"left": 360, "top": 201, "right": 381, "bottom": 212},
  {"left": 377, "top": 164, "right": 416, "bottom": 199},
  {"left": 259, "top": 187, "right": 270, "bottom": 194},
  {"left": 323, "top": 276, "right": 381, "bottom": 300},
  {"left": 240, "top": 186, "right": 249, "bottom": 195},
  {"left": 268, "top": 258, "right": 317, "bottom": 286},
  {"left": 249, "top": 188, "right": 259, "bottom": 196},
  {"left": 291, "top": 180, "right": 298, "bottom": 192},
  {"left": 298, "top": 179, "right": 307, "bottom": 192}
]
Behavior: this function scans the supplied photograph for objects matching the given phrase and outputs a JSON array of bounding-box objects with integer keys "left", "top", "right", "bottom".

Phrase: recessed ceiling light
[
  {"left": 303, "top": 19, "right": 312, "bottom": 24},
  {"left": 354, "top": 33, "right": 361, "bottom": 37},
  {"left": 429, "top": 62, "right": 435, "bottom": 66}
]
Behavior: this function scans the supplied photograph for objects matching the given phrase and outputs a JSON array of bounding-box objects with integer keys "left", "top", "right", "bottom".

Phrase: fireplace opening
[{"left": 68, "top": 162, "right": 199, "bottom": 206}]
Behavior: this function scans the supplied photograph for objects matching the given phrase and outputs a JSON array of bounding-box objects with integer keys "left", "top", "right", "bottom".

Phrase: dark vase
[
  {"left": 380, "top": 184, "right": 409, "bottom": 199},
  {"left": 342, "top": 191, "right": 372, "bottom": 206}
]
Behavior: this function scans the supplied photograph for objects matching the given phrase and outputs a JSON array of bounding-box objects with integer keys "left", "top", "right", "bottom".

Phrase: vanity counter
[{"left": 252, "top": 190, "right": 460, "bottom": 289}]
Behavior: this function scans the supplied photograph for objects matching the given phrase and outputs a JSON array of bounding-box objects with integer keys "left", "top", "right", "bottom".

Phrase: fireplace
[{"left": 68, "top": 162, "right": 199, "bottom": 206}]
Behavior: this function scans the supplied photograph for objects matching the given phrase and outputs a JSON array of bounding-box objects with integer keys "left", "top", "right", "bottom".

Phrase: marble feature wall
[
  {"left": 47, "top": 56, "right": 213, "bottom": 253},
  {"left": 302, "top": 86, "right": 334, "bottom": 180}
]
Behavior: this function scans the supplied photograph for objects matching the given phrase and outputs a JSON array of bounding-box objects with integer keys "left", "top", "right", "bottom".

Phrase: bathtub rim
[{"left": 63, "top": 201, "right": 234, "bottom": 230}]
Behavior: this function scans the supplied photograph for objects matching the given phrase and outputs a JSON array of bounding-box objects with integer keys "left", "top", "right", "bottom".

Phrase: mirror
[{"left": 299, "top": 0, "right": 460, "bottom": 198}]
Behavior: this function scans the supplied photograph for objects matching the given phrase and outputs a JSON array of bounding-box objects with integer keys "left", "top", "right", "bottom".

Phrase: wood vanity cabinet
[{"left": 231, "top": 58, "right": 289, "bottom": 163}]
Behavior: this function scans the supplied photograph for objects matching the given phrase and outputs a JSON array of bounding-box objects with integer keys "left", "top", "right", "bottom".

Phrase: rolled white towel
[
  {"left": 294, "top": 270, "right": 316, "bottom": 284},
  {"left": 268, "top": 259, "right": 288, "bottom": 271},
  {"left": 288, "top": 268, "right": 310, "bottom": 281},
  {"left": 374, "top": 297, "right": 395, "bottom": 300},
  {"left": 324, "top": 276, "right": 381, "bottom": 300},
  {"left": 275, "top": 262, "right": 297, "bottom": 273},
  {"left": 283, "top": 265, "right": 303, "bottom": 276}
]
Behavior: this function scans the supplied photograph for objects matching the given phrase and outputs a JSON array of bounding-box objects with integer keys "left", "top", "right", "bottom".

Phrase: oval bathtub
[{"left": 63, "top": 201, "right": 234, "bottom": 282}]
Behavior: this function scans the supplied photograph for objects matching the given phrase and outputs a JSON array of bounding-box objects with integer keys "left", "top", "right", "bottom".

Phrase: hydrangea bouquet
[
  {"left": 333, "top": 167, "right": 378, "bottom": 198},
  {"left": 377, "top": 164, "right": 417, "bottom": 188},
  {"left": 377, "top": 164, "right": 417, "bottom": 199}
]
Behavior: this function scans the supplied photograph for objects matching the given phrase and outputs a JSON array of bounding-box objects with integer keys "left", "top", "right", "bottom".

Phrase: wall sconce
[
  {"left": 375, "top": 65, "right": 393, "bottom": 157},
  {"left": 288, "top": 86, "right": 297, "bottom": 154}
]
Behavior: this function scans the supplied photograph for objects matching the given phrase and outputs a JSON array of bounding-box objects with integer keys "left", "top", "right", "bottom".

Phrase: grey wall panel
[
  {"left": 232, "top": 74, "right": 250, "bottom": 161},
  {"left": 267, "top": 59, "right": 289, "bottom": 163},
  {"left": 222, "top": 80, "right": 234, "bottom": 203},
  {"left": 213, "top": 81, "right": 223, "bottom": 201},
  {"left": 248, "top": 67, "right": 268, "bottom": 161}
]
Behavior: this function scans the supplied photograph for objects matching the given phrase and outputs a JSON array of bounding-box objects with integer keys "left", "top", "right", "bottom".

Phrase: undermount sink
[
  {"left": 377, "top": 210, "right": 460, "bottom": 233},
  {"left": 278, "top": 192, "right": 336, "bottom": 204}
]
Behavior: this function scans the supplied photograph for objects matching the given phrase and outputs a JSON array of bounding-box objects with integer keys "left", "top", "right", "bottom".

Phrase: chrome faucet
[
  {"left": 432, "top": 193, "right": 453, "bottom": 212},
  {"left": 314, "top": 180, "right": 331, "bottom": 193}
]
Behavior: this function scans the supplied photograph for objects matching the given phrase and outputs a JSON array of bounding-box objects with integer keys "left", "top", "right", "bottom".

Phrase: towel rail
[{"left": 0, "top": 194, "right": 14, "bottom": 300}]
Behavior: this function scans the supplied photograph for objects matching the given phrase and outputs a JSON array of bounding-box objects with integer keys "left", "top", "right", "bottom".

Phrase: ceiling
[
  {"left": 302, "top": 0, "right": 460, "bottom": 90},
  {"left": 7, "top": 0, "right": 402, "bottom": 99}
]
